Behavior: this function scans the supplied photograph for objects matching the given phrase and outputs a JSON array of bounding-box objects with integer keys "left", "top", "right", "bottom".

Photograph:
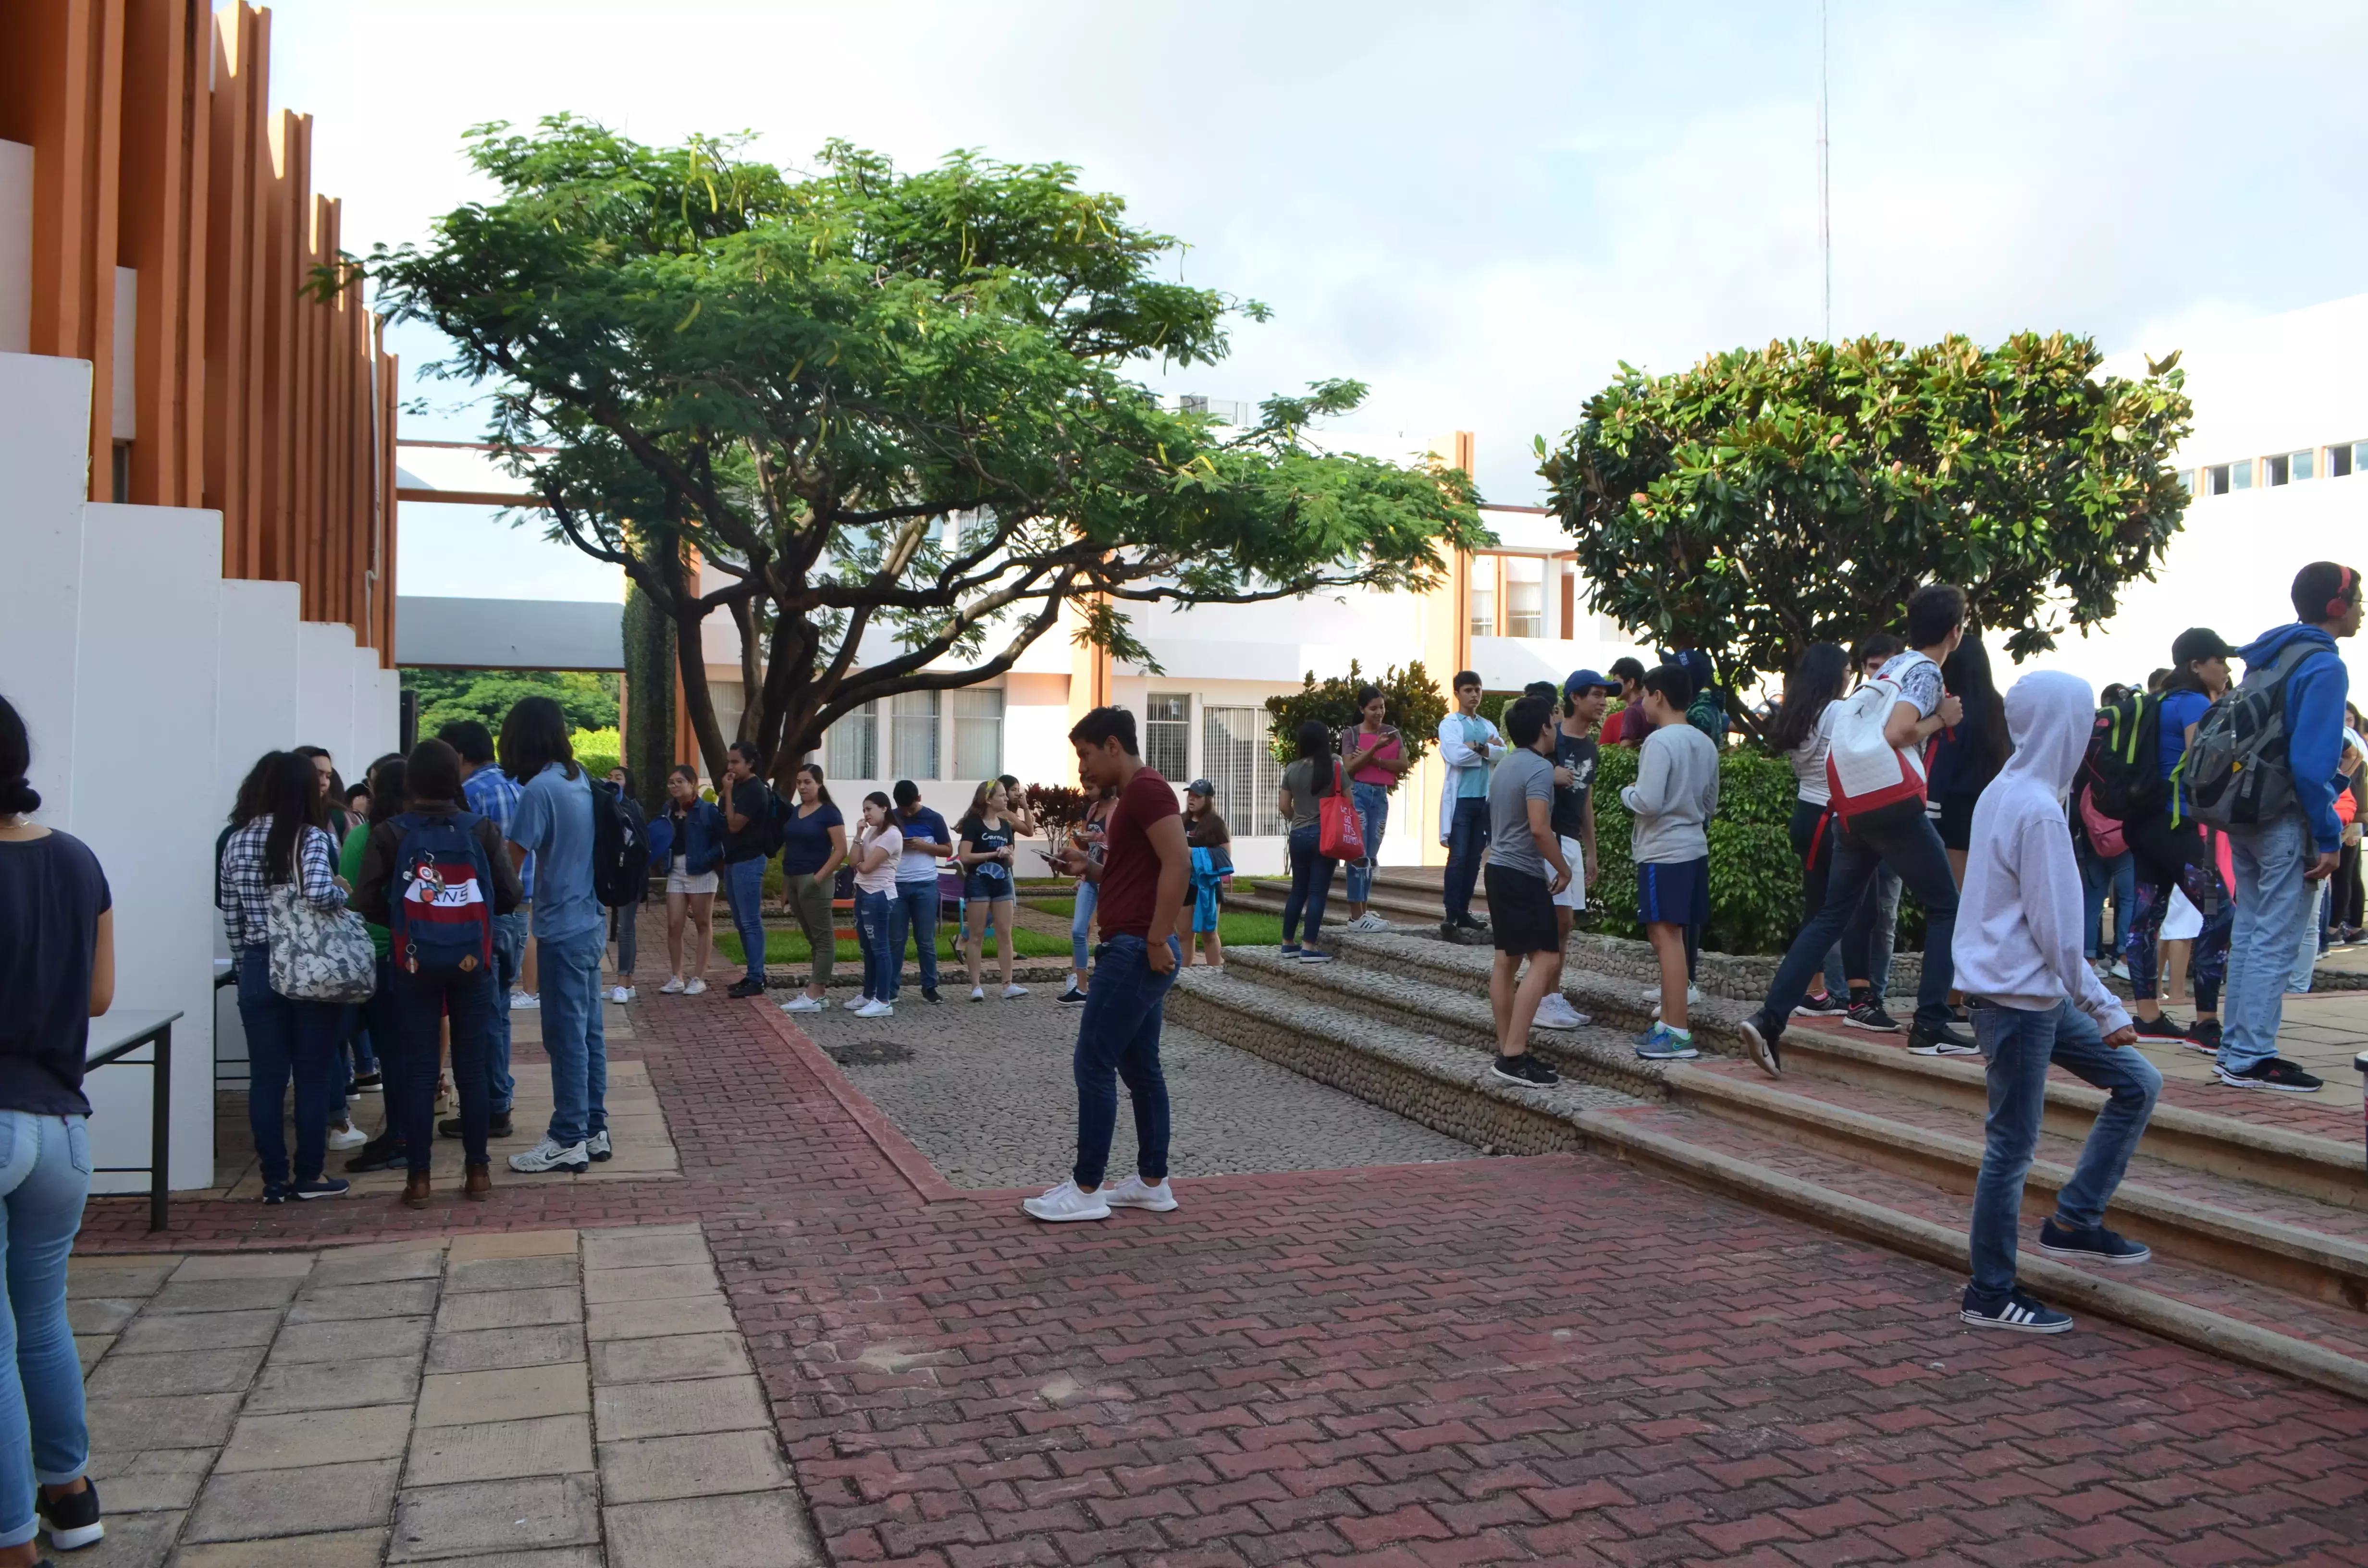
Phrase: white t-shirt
[
  {"left": 1788, "top": 703, "right": 1840, "bottom": 807},
  {"left": 854, "top": 824, "right": 904, "bottom": 895}
]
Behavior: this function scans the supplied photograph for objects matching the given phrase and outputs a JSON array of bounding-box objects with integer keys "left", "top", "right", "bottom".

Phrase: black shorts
[
  {"left": 1935, "top": 794, "right": 1977, "bottom": 853},
  {"left": 1483, "top": 864, "right": 1560, "bottom": 955}
]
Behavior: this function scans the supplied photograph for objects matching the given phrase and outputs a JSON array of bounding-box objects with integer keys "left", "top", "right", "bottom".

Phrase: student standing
[
  {"left": 342, "top": 756, "right": 413, "bottom": 1174},
  {"left": 444, "top": 720, "right": 528, "bottom": 1136},
  {"left": 1482, "top": 696, "right": 1570, "bottom": 1087},
  {"left": 849, "top": 793, "right": 904, "bottom": 1016},
  {"left": 657, "top": 765, "right": 724, "bottom": 995},
  {"left": 1025, "top": 708, "right": 1192, "bottom": 1223},
  {"left": 776, "top": 763, "right": 847, "bottom": 1015},
  {"left": 501, "top": 698, "right": 610, "bottom": 1174},
  {"left": 890, "top": 781, "right": 952, "bottom": 1004},
  {"left": 1930, "top": 637, "right": 2011, "bottom": 888},
  {"left": 718, "top": 743, "right": 774, "bottom": 999},
  {"left": 1183, "top": 781, "right": 1233, "bottom": 968},
  {"left": 1277, "top": 720, "right": 1342, "bottom": 962},
  {"left": 219, "top": 750, "right": 352, "bottom": 1200},
  {"left": 1535, "top": 672, "right": 1610, "bottom": 1030},
  {"left": 957, "top": 779, "right": 1027, "bottom": 1000},
  {"left": 605, "top": 766, "right": 646, "bottom": 1004},
  {"left": 1060, "top": 786, "right": 1116, "bottom": 1005},
  {"left": 1436, "top": 670, "right": 1505, "bottom": 936},
  {"left": 1740, "top": 587, "right": 1974, "bottom": 1074},
  {"left": 1769, "top": 643, "right": 1854, "bottom": 1015},
  {"left": 1605, "top": 658, "right": 1650, "bottom": 747},
  {"left": 1624, "top": 665, "right": 1721, "bottom": 1059},
  {"left": 2120, "top": 629, "right": 2236, "bottom": 1047},
  {"left": 1956, "top": 671, "right": 2159, "bottom": 1334},
  {"left": 1339, "top": 686, "right": 1409, "bottom": 931},
  {"left": 0, "top": 695, "right": 111, "bottom": 1556},
  {"left": 2212, "top": 562, "right": 2359, "bottom": 1092}
]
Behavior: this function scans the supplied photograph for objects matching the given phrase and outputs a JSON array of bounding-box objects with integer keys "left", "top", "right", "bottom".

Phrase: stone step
[
  {"left": 1218, "top": 945, "right": 2368, "bottom": 1313},
  {"left": 1166, "top": 962, "right": 2368, "bottom": 1402},
  {"left": 1331, "top": 930, "right": 2368, "bottom": 1210},
  {"left": 1221, "top": 881, "right": 1483, "bottom": 927}
]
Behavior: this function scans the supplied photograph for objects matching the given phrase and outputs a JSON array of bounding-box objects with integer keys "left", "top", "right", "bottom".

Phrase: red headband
[{"left": 2332, "top": 565, "right": 2359, "bottom": 620}]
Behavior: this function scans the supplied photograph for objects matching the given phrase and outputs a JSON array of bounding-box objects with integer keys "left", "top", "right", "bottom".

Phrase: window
[
  {"left": 2266, "top": 453, "right": 2289, "bottom": 486},
  {"left": 2333, "top": 443, "right": 2358, "bottom": 478},
  {"left": 1144, "top": 693, "right": 1191, "bottom": 781},
  {"left": 2292, "top": 448, "right": 2314, "bottom": 481},
  {"left": 1202, "top": 706, "right": 1286, "bottom": 837},
  {"left": 2176, "top": 470, "right": 2193, "bottom": 495},
  {"left": 1468, "top": 562, "right": 1496, "bottom": 638},
  {"left": 2207, "top": 464, "right": 2230, "bottom": 495},
  {"left": 2230, "top": 458, "right": 2253, "bottom": 491},
  {"left": 1503, "top": 555, "right": 1545, "bottom": 638},
  {"left": 826, "top": 700, "right": 877, "bottom": 780},
  {"left": 890, "top": 690, "right": 939, "bottom": 780},
  {"left": 950, "top": 687, "right": 1004, "bottom": 781}
]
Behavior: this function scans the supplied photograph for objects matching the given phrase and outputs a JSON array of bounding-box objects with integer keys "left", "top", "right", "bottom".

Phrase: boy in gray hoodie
[
  {"left": 1621, "top": 663, "right": 1720, "bottom": 1058},
  {"left": 1955, "top": 670, "right": 2159, "bottom": 1334}
]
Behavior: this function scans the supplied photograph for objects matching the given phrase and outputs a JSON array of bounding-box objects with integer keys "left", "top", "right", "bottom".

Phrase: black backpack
[
  {"left": 2078, "top": 688, "right": 2165, "bottom": 825},
  {"left": 589, "top": 779, "right": 642, "bottom": 908},
  {"left": 759, "top": 784, "right": 792, "bottom": 858}
]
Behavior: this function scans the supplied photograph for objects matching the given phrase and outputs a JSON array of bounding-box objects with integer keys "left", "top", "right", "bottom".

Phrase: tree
[
  {"left": 1539, "top": 333, "right": 2194, "bottom": 728},
  {"left": 400, "top": 667, "right": 618, "bottom": 739},
  {"left": 362, "top": 118, "right": 1485, "bottom": 788},
  {"left": 1263, "top": 660, "right": 1447, "bottom": 767},
  {"left": 620, "top": 582, "right": 676, "bottom": 813}
]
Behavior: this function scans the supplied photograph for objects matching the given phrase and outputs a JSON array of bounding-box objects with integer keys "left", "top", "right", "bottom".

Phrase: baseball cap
[
  {"left": 1564, "top": 669, "right": 1614, "bottom": 697},
  {"left": 2171, "top": 627, "right": 2236, "bottom": 667},
  {"left": 1186, "top": 779, "right": 1215, "bottom": 796}
]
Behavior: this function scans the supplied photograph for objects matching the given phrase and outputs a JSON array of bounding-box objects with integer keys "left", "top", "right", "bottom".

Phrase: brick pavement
[{"left": 72, "top": 910, "right": 2368, "bottom": 1566}]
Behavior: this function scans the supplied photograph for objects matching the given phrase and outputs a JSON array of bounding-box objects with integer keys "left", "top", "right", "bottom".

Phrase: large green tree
[
  {"left": 362, "top": 118, "right": 1484, "bottom": 785},
  {"left": 1540, "top": 333, "right": 2194, "bottom": 727},
  {"left": 400, "top": 667, "right": 618, "bottom": 740}
]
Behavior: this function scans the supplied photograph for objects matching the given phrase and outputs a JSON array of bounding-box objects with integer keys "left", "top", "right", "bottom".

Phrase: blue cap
[{"left": 1564, "top": 669, "right": 1614, "bottom": 697}]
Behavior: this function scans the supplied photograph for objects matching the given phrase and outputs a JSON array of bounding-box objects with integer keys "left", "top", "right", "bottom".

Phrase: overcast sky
[{"left": 268, "top": 0, "right": 2368, "bottom": 596}]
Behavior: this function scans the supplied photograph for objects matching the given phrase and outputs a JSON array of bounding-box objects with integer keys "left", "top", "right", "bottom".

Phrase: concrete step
[
  {"left": 1221, "top": 882, "right": 1481, "bottom": 927},
  {"left": 1167, "top": 960, "right": 2368, "bottom": 1401},
  {"left": 1332, "top": 930, "right": 2368, "bottom": 1211}
]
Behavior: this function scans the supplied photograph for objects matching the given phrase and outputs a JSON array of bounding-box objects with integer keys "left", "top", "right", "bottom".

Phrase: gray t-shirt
[
  {"left": 1280, "top": 758, "right": 1324, "bottom": 834},
  {"left": 1487, "top": 746, "right": 1556, "bottom": 880}
]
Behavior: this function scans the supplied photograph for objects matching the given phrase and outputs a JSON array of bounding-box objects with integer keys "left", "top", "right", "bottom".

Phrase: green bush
[
  {"left": 1589, "top": 744, "right": 1804, "bottom": 954},
  {"left": 1266, "top": 660, "right": 1447, "bottom": 767}
]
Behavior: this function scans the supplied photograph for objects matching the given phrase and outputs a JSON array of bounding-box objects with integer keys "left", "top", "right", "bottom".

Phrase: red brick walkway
[{"left": 82, "top": 981, "right": 2368, "bottom": 1565}]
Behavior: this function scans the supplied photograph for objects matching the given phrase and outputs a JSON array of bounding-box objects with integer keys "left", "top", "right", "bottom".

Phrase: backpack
[
  {"left": 388, "top": 809, "right": 496, "bottom": 978},
  {"left": 2175, "top": 640, "right": 2327, "bottom": 832},
  {"left": 2078, "top": 688, "right": 2165, "bottom": 826},
  {"left": 761, "top": 784, "right": 793, "bottom": 858},
  {"left": 588, "top": 778, "right": 641, "bottom": 908},
  {"left": 1824, "top": 651, "right": 1936, "bottom": 828}
]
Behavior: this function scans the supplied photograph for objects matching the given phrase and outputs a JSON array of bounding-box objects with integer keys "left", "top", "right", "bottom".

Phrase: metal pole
[
  {"left": 1819, "top": 0, "right": 1832, "bottom": 342},
  {"left": 149, "top": 1023, "right": 171, "bottom": 1233}
]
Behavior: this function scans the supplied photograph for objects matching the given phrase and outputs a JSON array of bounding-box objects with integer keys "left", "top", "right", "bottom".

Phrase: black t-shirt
[
  {"left": 1550, "top": 730, "right": 1599, "bottom": 841},
  {"left": 957, "top": 813, "right": 1016, "bottom": 894},
  {"left": 723, "top": 779, "right": 771, "bottom": 863},
  {"left": 0, "top": 830, "right": 112, "bottom": 1116}
]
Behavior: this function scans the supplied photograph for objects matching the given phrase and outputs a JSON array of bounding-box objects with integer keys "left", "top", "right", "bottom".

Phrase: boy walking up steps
[
  {"left": 1624, "top": 664, "right": 1720, "bottom": 1060},
  {"left": 1956, "top": 671, "right": 2159, "bottom": 1334}
]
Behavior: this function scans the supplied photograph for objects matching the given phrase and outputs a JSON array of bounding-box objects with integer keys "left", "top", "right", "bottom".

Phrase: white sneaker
[
  {"left": 842, "top": 993, "right": 871, "bottom": 1011},
  {"left": 855, "top": 999, "right": 894, "bottom": 1018},
  {"left": 608, "top": 985, "right": 632, "bottom": 1004},
  {"left": 1533, "top": 993, "right": 1589, "bottom": 1030},
  {"left": 1641, "top": 982, "right": 1702, "bottom": 1006},
  {"left": 1022, "top": 1178, "right": 1111, "bottom": 1222},
  {"left": 509, "top": 1137, "right": 589, "bottom": 1173},
  {"left": 1349, "top": 913, "right": 1390, "bottom": 932},
  {"left": 1104, "top": 1173, "right": 1178, "bottom": 1212},
  {"left": 325, "top": 1122, "right": 366, "bottom": 1151},
  {"left": 659, "top": 976, "right": 686, "bottom": 994},
  {"left": 781, "top": 993, "right": 825, "bottom": 1013},
  {"left": 2109, "top": 962, "right": 2131, "bottom": 981},
  {"left": 683, "top": 979, "right": 707, "bottom": 996},
  {"left": 1002, "top": 983, "right": 1029, "bottom": 999},
  {"left": 586, "top": 1129, "right": 612, "bottom": 1163},
  {"left": 970, "top": 986, "right": 986, "bottom": 1002},
  {"left": 510, "top": 992, "right": 541, "bottom": 1011}
]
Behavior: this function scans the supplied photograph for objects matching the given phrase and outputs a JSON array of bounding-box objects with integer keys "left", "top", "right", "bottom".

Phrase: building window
[
  {"left": 2332, "top": 443, "right": 2358, "bottom": 478},
  {"left": 2176, "top": 469, "right": 2193, "bottom": 495},
  {"left": 950, "top": 687, "right": 1004, "bottom": 781},
  {"left": 826, "top": 700, "right": 877, "bottom": 780},
  {"left": 2266, "top": 453, "right": 2289, "bottom": 486},
  {"left": 1202, "top": 706, "right": 1285, "bottom": 837},
  {"left": 1468, "top": 560, "right": 1496, "bottom": 638},
  {"left": 1503, "top": 555, "right": 1545, "bottom": 638},
  {"left": 2229, "top": 458, "right": 2253, "bottom": 491},
  {"left": 2207, "top": 464, "right": 2230, "bottom": 495},
  {"left": 1145, "top": 693, "right": 1191, "bottom": 782},
  {"left": 2291, "top": 448, "right": 2315, "bottom": 481},
  {"left": 890, "top": 690, "right": 939, "bottom": 780}
]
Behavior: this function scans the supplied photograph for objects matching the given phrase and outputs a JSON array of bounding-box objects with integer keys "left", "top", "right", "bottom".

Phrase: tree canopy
[
  {"left": 400, "top": 667, "right": 618, "bottom": 740},
  {"left": 363, "top": 118, "right": 1485, "bottom": 784},
  {"left": 1539, "top": 333, "right": 2194, "bottom": 706}
]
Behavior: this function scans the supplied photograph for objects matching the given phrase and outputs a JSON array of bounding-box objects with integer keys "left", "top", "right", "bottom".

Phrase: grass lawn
[
  {"left": 715, "top": 927, "right": 1071, "bottom": 967},
  {"left": 1024, "top": 897, "right": 1285, "bottom": 950}
]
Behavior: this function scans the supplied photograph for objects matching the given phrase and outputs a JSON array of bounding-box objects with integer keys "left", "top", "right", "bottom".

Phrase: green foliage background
[
  {"left": 1264, "top": 661, "right": 1447, "bottom": 767},
  {"left": 400, "top": 668, "right": 619, "bottom": 739},
  {"left": 1587, "top": 745, "right": 1798, "bottom": 954}
]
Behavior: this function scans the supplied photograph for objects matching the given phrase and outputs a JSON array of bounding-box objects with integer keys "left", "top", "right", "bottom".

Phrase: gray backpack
[{"left": 2173, "top": 640, "right": 2325, "bottom": 832}]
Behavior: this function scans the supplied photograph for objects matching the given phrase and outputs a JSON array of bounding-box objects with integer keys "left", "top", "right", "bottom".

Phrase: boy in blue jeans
[{"left": 1955, "top": 670, "right": 2158, "bottom": 1334}]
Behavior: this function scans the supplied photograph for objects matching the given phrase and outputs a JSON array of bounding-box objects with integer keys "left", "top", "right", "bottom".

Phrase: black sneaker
[
  {"left": 1960, "top": 1289, "right": 2072, "bottom": 1334},
  {"left": 2214, "top": 1057, "right": 2324, "bottom": 1093},
  {"left": 922, "top": 987, "right": 942, "bottom": 1004},
  {"left": 2037, "top": 1218, "right": 2151, "bottom": 1266},
  {"left": 37, "top": 1477, "right": 102, "bottom": 1550},
  {"left": 1909, "top": 1022, "right": 1978, "bottom": 1057},
  {"left": 345, "top": 1137, "right": 407, "bottom": 1174},
  {"left": 2131, "top": 1014, "right": 2189, "bottom": 1042},
  {"left": 1737, "top": 1012, "right": 1784, "bottom": 1078},
  {"left": 1490, "top": 1053, "right": 1560, "bottom": 1088},
  {"left": 351, "top": 1071, "right": 383, "bottom": 1092},
  {"left": 1845, "top": 1002, "right": 1902, "bottom": 1033},
  {"left": 443, "top": 1112, "right": 515, "bottom": 1139},
  {"left": 2182, "top": 1017, "right": 2222, "bottom": 1055},
  {"left": 290, "top": 1178, "right": 350, "bottom": 1200},
  {"left": 726, "top": 978, "right": 766, "bottom": 999},
  {"left": 259, "top": 1183, "right": 288, "bottom": 1206},
  {"left": 1058, "top": 987, "right": 1088, "bottom": 1006},
  {"left": 1796, "top": 992, "right": 1850, "bottom": 1017},
  {"left": 1455, "top": 912, "right": 1489, "bottom": 931}
]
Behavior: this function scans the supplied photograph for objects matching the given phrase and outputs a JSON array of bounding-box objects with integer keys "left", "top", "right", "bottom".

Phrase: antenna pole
[{"left": 1819, "top": 0, "right": 1831, "bottom": 342}]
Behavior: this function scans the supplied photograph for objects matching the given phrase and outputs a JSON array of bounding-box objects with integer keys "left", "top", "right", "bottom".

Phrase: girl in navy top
[{"left": 956, "top": 779, "right": 1026, "bottom": 1001}]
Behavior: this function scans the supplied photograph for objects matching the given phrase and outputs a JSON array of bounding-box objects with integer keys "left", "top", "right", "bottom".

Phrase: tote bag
[
  {"left": 267, "top": 880, "right": 378, "bottom": 1004},
  {"left": 1317, "top": 763, "right": 1366, "bottom": 861}
]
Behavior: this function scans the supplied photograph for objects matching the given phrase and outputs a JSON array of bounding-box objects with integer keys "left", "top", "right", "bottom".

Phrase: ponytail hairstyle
[
  {"left": 797, "top": 762, "right": 833, "bottom": 807},
  {"left": 0, "top": 695, "right": 39, "bottom": 817}
]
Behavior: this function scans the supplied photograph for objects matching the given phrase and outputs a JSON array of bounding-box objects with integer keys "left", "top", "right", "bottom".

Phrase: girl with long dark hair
[
  {"left": 1930, "top": 635, "right": 2011, "bottom": 884},
  {"left": 337, "top": 755, "right": 409, "bottom": 1174},
  {"left": 1771, "top": 643, "right": 1854, "bottom": 1014},
  {"left": 956, "top": 779, "right": 1026, "bottom": 1000},
  {"left": 1277, "top": 718, "right": 1341, "bottom": 961},
  {"left": 1339, "top": 684, "right": 1409, "bottom": 930},
  {"left": 850, "top": 791, "right": 905, "bottom": 1016},
  {"left": 776, "top": 762, "right": 846, "bottom": 1013},
  {"left": 658, "top": 764, "right": 725, "bottom": 995}
]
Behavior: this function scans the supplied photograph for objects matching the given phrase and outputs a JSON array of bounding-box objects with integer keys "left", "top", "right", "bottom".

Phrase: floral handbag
[{"left": 266, "top": 882, "right": 378, "bottom": 1003}]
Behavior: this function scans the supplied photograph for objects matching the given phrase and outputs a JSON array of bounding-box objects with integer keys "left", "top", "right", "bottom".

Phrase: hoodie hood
[
  {"left": 2235, "top": 621, "right": 2338, "bottom": 669},
  {"left": 1999, "top": 670, "right": 2094, "bottom": 797}
]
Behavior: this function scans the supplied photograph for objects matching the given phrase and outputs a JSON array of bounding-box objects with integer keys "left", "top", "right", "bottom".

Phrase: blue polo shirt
[{"left": 508, "top": 763, "right": 599, "bottom": 943}]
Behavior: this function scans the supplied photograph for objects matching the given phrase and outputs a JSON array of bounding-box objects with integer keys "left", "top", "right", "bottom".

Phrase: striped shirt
[
  {"left": 463, "top": 765, "right": 532, "bottom": 899},
  {"left": 216, "top": 819, "right": 347, "bottom": 950}
]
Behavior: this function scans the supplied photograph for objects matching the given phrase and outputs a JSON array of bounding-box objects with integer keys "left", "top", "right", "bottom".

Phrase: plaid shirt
[
  {"left": 464, "top": 765, "right": 533, "bottom": 899},
  {"left": 217, "top": 819, "right": 347, "bottom": 950}
]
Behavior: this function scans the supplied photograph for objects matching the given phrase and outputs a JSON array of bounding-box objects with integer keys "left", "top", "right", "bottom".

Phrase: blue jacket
[
  {"left": 2234, "top": 622, "right": 2353, "bottom": 853},
  {"left": 660, "top": 800, "right": 727, "bottom": 875}
]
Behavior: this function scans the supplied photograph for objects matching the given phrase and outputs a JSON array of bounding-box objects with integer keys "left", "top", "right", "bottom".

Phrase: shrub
[
  {"left": 1588, "top": 744, "right": 1803, "bottom": 954},
  {"left": 570, "top": 726, "right": 621, "bottom": 783},
  {"left": 1023, "top": 783, "right": 1089, "bottom": 844},
  {"left": 1265, "top": 660, "right": 1448, "bottom": 766}
]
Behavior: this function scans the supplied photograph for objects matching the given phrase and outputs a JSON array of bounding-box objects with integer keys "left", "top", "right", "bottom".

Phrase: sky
[{"left": 262, "top": 0, "right": 2368, "bottom": 600}]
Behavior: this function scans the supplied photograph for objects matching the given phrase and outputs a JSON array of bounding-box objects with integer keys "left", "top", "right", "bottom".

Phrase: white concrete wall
[
  {"left": 295, "top": 622, "right": 358, "bottom": 778},
  {"left": 0, "top": 354, "right": 92, "bottom": 796}
]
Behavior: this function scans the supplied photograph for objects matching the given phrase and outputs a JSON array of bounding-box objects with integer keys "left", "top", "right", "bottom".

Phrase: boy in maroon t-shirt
[{"left": 1025, "top": 707, "right": 1193, "bottom": 1223}]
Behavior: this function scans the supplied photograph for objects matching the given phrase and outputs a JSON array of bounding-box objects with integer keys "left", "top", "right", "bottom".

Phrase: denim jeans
[
  {"left": 1760, "top": 808, "right": 1958, "bottom": 1033},
  {"left": 609, "top": 902, "right": 638, "bottom": 985},
  {"left": 1789, "top": 799, "right": 1850, "bottom": 999},
  {"left": 538, "top": 927, "right": 609, "bottom": 1149},
  {"left": 2220, "top": 810, "right": 2315, "bottom": 1075},
  {"left": 1282, "top": 825, "right": 1337, "bottom": 948},
  {"left": 1964, "top": 999, "right": 2160, "bottom": 1310},
  {"left": 895, "top": 880, "right": 939, "bottom": 991},
  {"left": 2294, "top": 881, "right": 2327, "bottom": 988},
  {"left": 395, "top": 968, "right": 500, "bottom": 1168},
  {"left": 234, "top": 943, "right": 343, "bottom": 1187},
  {"left": 1070, "top": 881, "right": 1098, "bottom": 973},
  {"left": 488, "top": 910, "right": 526, "bottom": 1114},
  {"left": 1443, "top": 795, "right": 1490, "bottom": 920},
  {"left": 1071, "top": 933, "right": 1180, "bottom": 1189},
  {"left": 0, "top": 1113, "right": 90, "bottom": 1550},
  {"left": 1846, "top": 864, "right": 1903, "bottom": 1002},
  {"left": 855, "top": 889, "right": 899, "bottom": 1001},
  {"left": 2079, "top": 845, "right": 2136, "bottom": 961},
  {"left": 725, "top": 857, "right": 767, "bottom": 983},
  {"left": 1345, "top": 782, "right": 1391, "bottom": 903}
]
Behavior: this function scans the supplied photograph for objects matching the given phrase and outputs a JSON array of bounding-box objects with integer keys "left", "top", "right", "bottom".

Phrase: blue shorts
[{"left": 1637, "top": 856, "right": 1709, "bottom": 930}]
